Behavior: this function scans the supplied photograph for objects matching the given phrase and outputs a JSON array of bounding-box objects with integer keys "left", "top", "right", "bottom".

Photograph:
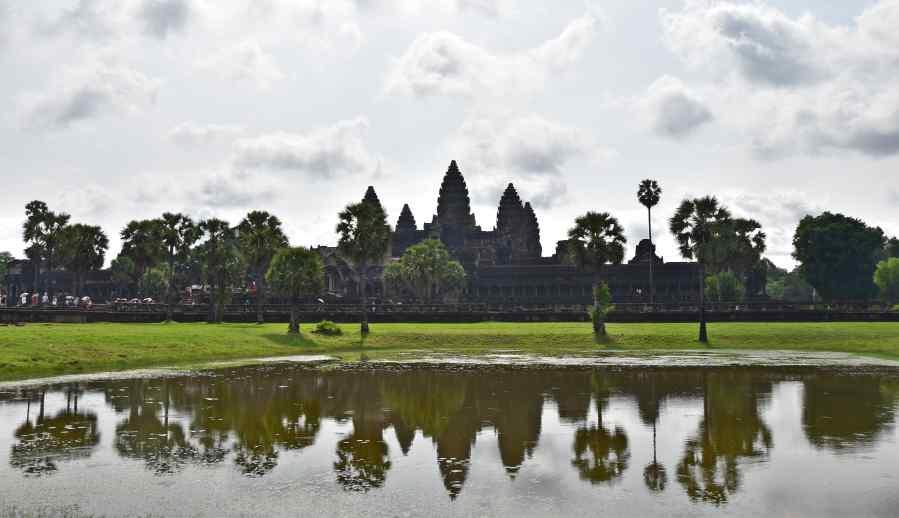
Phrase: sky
[{"left": 1, "top": 0, "right": 897, "bottom": 268}]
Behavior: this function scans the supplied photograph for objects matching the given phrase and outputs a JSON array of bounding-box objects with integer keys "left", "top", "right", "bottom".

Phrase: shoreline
[
  {"left": 3, "top": 349, "right": 899, "bottom": 388},
  {"left": 3, "top": 321, "right": 899, "bottom": 382}
]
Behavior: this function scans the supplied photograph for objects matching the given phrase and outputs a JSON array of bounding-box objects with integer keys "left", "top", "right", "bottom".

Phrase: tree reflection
[
  {"left": 10, "top": 390, "right": 100, "bottom": 476},
  {"left": 570, "top": 373, "right": 629, "bottom": 485},
  {"left": 802, "top": 375, "right": 897, "bottom": 452},
  {"left": 334, "top": 375, "right": 391, "bottom": 492},
  {"left": 676, "top": 373, "right": 773, "bottom": 505}
]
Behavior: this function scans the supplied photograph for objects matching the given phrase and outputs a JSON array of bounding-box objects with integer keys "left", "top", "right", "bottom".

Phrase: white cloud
[
  {"left": 168, "top": 122, "right": 245, "bottom": 148},
  {"left": 451, "top": 114, "right": 611, "bottom": 209},
  {"left": 720, "top": 189, "right": 822, "bottom": 262},
  {"left": 56, "top": 185, "right": 116, "bottom": 221},
  {"left": 640, "top": 75, "right": 712, "bottom": 138},
  {"left": 385, "top": 13, "right": 597, "bottom": 99},
  {"left": 19, "top": 61, "right": 161, "bottom": 129},
  {"left": 197, "top": 39, "right": 285, "bottom": 90},
  {"left": 661, "top": 0, "right": 899, "bottom": 158},
  {"left": 232, "top": 117, "right": 379, "bottom": 178}
]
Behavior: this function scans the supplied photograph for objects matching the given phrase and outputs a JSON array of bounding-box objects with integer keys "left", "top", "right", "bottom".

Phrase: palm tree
[
  {"left": 22, "top": 200, "right": 70, "bottom": 292},
  {"left": 669, "top": 196, "right": 732, "bottom": 343},
  {"left": 637, "top": 179, "right": 662, "bottom": 304},
  {"left": 567, "top": 212, "right": 627, "bottom": 336},
  {"left": 57, "top": 224, "right": 109, "bottom": 297},
  {"left": 238, "top": 211, "right": 288, "bottom": 324},
  {"left": 337, "top": 201, "right": 391, "bottom": 335},
  {"left": 266, "top": 247, "right": 324, "bottom": 334},
  {"left": 120, "top": 219, "right": 164, "bottom": 297},
  {"left": 197, "top": 219, "right": 241, "bottom": 323},
  {"left": 159, "top": 213, "right": 200, "bottom": 322}
]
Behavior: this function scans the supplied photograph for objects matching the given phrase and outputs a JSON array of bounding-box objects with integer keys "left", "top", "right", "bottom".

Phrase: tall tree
[
  {"left": 158, "top": 213, "right": 200, "bottom": 321},
  {"left": 792, "top": 212, "right": 885, "bottom": 301},
  {"left": 22, "top": 200, "right": 70, "bottom": 292},
  {"left": 120, "top": 219, "right": 164, "bottom": 296},
  {"left": 57, "top": 224, "right": 109, "bottom": 297},
  {"left": 266, "top": 247, "right": 324, "bottom": 334},
  {"left": 197, "top": 219, "right": 242, "bottom": 323},
  {"left": 637, "top": 179, "right": 662, "bottom": 304},
  {"left": 0, "top": 251, "right": 12, "bottom": 284},
  {"left": 238, "top": 211, "right": 288, "bottom": 324},
  {"left": 874, "top": 258, "right": 899, "bottom": 304},
  {"left": 110, "top": 256, "right": 137, "bottom": 298},
  {"left": 567, "top": 212, "right": 627, "bottom": 336},
  {"left": 669, "top": 196, "right": 732, "bottom": 343},
  {"left": 383, "top": 239, "right": 466, "bottom": 303},
  {"left": 337, "top": 201, "right": 391, "bottom": 335}
]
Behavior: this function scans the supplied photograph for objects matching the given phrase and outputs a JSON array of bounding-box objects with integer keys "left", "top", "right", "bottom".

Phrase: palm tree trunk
[
  {"left": 288, "top": 297, "right": 299, "bottom": 334},
  {"left": 360, "top": 263, "right": 370, "bottom": 336},
  {"left": 592, "top": 271, "right": 605, "bottom": 336},
  {"left": 165, "top": 257, "right": 174, "bottom": 322},
  {"left": 698, "top": 263, "right": 708, "bottom": 343},
  {"left": 647, "top": 207, "right": 655, "bottom": 306},
  {"left": 256, "top": 273, "right": 265, "bottom": 325}
]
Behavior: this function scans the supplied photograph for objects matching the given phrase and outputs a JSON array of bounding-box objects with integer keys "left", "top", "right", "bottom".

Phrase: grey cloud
[
  {"left": 195, "top": 171, "right": 277, "bottom": 209},
  {"left": 453, "top": 115, "right": 609, "bottom": 177},
  {"left": 232, "top": 117, "right": 378, "bottom": 178},
  {"left": 642, "top": 76, "right": 712, "bottom": 138},
  {"left": 661, "top": 2, "right": 826, "bottom": 87},
  {"left": 21, "top": 63, "right": 160, "bottom": 129},
  {"left": 138, "top": 0, "right": 191, "bottom": 39}
]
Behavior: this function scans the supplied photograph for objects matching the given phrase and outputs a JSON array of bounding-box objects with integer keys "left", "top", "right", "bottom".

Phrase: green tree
[
  {"left": 120, "top": 219, "right": 164, "bottom": 296},
  {"left": 141, "top": 264, "right": 171, "bottom": 302},
  {"left": 383, "top": 239, "right": 466, "bottom": 303},
  {"left": 637, "top": 179, "right": 662, "bottom": 304},
  {"left": 336, "top": 201, "right": 391, "bottom": 335},
  {"left": 0, "top": 251, "right": 12, "bottom": 283},
  {"left": 874, "top": 258, "right": 899, "bottom": 304},
  {"left": 197, "top": 219, "right": 243, "bottom": 323},
  {"left": 669, "top": 196, "right": 732, "bottom": 343},
  {"left": 793, "top": 212, "right": 885, "bottom": 301},
  {"left": 705, "top": 271, "right": 745, "bottom": 303},
  {"left": 884, "top": 237, "right": 899, "bottom": 260},
  {"left": 22, "top": 200, "right": 70, "bottom": 291},
  {"left": 158, "top": 213, "right": 200, "bottom": 321},
  {"left": 266, "top": 247, "right": 324, "bottom": 334},
  {"left": 57, "top": 224, "right": 109, "bottom": 297},
  {"left": 238, "top": 211, "right": 288, "bottom": 324},
  {"left": 567, "top": 212, "right": 627, "bottom": 337},
  {"left": 110, "top": 256, "right": 137, "bottom": 298}
]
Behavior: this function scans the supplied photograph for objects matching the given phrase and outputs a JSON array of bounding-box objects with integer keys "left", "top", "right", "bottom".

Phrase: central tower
[{"left": 435, "top": 160, "right": 477, "bottom": 252}]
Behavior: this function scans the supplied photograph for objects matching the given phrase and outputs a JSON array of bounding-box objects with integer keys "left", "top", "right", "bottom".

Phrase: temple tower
[
  {"left": 523, "top": 202, "right": 542, "bottom": 258},
  {"left": 363, "top": 186, "right": 382, "bottom": 208},
  {"left": 435, "top": 160, "right": 477, "bottom": 252},
  {"left": 396, "top": 204, "right": 416, "bottom": 232}
]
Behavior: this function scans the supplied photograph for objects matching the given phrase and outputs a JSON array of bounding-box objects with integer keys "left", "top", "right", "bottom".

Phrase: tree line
[{"left": 2, "top": 179, "right": 898, "bottom": 339}]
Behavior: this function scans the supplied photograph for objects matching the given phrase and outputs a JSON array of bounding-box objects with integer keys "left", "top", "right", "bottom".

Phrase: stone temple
[{"left": 322, "top": 161, "right": 700, "bottom": 304}]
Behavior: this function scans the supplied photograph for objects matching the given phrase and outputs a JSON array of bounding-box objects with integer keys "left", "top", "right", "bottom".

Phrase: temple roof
[
  {"left": 363, "top": 186, "right": 381, "bottom": 207},
  {"left": 496, "top": 183, "right": 524, "bottom": 232},
  {"left": 396, "top": 203, "right": 417, "bottom": 232},
  {"left": 436, "top": 160, "right": 474, "bottom": 227}
]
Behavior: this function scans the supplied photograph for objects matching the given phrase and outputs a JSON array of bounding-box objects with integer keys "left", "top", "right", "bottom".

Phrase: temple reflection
[{"left": 4, "top": 366, "right": 898, "bottom": 506}]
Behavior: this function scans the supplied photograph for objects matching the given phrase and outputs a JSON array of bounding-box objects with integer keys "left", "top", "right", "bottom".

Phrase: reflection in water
[
  {"left": 802, "top": 375, "right": 898, "bottom": 452},
  {"left": 3, "top": 366, "right": 899, "bottom": 512},
  {"left": 10, "top": 389, "right": 99, "bottom": 476},
  {"left": 676, "top": 373, "right": 773, "bottom": 505}
]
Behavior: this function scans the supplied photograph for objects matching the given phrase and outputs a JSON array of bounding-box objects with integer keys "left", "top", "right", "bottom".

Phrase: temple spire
[
  {"left": 363, "top": 186, "right": 381, "bottom": 207},
  {"left": 396, "top": 203, "right": 417, "bottom": 232}
]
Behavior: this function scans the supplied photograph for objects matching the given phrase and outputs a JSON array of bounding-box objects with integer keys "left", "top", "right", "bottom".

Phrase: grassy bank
[{"left": 1, "top": 321, "right": 899, "bottom": 381}]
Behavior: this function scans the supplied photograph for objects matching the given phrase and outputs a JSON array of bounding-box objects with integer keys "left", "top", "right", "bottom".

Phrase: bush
[{"left": 312, "top": 320, "right": 343, "bottom": 336}]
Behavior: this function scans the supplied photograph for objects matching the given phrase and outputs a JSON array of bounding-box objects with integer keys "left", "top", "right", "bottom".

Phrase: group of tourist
[{"left": 5, "top": 291, "right": 92, "bottom": 309}]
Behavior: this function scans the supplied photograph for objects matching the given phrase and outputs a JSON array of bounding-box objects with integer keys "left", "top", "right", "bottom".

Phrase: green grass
[{"left": 1, "top": 321, "right": 899, "bottom": 381}]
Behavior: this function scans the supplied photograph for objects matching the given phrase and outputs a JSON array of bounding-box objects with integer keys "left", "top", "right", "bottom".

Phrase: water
[{"left": 1, "top": 365, "right": 898, "bottom": 517}]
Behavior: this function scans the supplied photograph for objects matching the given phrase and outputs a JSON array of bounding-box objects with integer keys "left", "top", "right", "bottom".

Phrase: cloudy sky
[{"left": 1, "top": 0, "right": 898, "bottom": 268}]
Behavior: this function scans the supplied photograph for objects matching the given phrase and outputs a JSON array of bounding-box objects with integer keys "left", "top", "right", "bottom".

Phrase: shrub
[{"left": 313, "top": 320, "right": 343, "bottom": 336}]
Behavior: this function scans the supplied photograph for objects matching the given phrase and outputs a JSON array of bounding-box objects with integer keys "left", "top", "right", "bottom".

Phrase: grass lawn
[{"left": 1, "top": 321, "right": 899, "bottom": 381}]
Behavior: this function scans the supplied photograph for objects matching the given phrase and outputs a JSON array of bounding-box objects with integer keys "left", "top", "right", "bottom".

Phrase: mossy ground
[{"left": 1, "top": 321, "right": 898, "bottom": 381}]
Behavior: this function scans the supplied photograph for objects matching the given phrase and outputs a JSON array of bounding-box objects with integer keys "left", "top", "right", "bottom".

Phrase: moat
[{"left": 2, "top": 364, "right": 898, "bottom": 517}]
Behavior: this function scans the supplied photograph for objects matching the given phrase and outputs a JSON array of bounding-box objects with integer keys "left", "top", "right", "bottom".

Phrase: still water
[{"left": 1, "top": 365, "right": 898, "bottom": 517}]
